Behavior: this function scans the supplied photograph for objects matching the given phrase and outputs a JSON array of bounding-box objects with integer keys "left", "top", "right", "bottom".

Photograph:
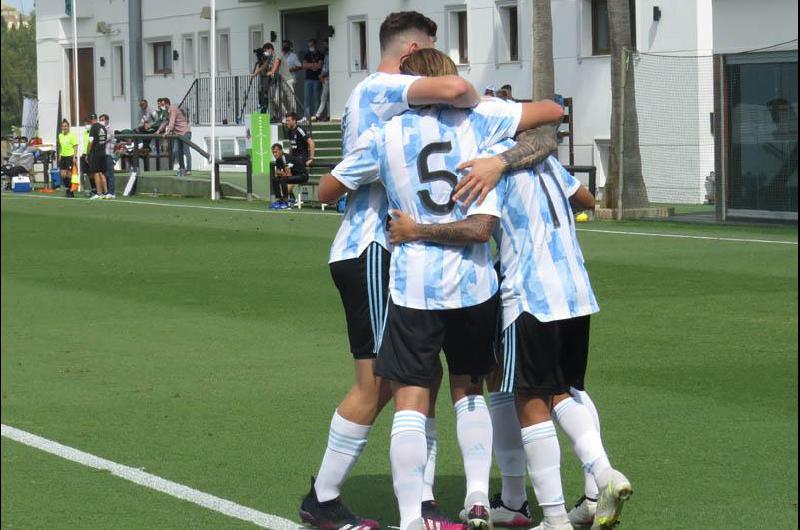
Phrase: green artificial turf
[{"left": 2, "top": 192, "right": 798, "bottom": 528}]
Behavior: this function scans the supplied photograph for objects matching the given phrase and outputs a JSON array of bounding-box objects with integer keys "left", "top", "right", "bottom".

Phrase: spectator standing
[
  {"left": 270, "top": 143, "right": 309, "bottom": 209},
  {"left": 99, "top": 113, "right": 116, "bottom": 198},
  {"left": 302, "top": 39, "right": 324, "bottom": 119},
  {"left": 252, "top": 43, "right": 280, "bottom": 114},
  {"left": 500, "top": 84, "right": 515, "bottom": 101},
  {"left": 86, "top": 114, "right": 108, "bottom": 199},
  {"left": 81, "top": 117, "right": 95, "bottom": 195},
  {"left": 312, "top": 51, "right": 330, "bottom": 122},
  {"left": 157, "top": 97, "right": 192, "bottom": 176},
  {"left": 283, "top": 41, "right": 303, "bottom": 101},
  {"left": 57, "top": 119, "right": 78, "bottom": 197}
]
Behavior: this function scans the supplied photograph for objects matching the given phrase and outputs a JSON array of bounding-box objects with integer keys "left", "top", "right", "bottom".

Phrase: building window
[
  {"left": 182, "top": 36, "right": 195, "bottom": 75},
  {"left": 112, "top": 44, "right": 124, "bottom": 96},
  {"left": 249, "top": 26, "right": 263, "bottom": 69},
  {"left": 218, "top": 32, "right": 230, "bottom": 73},
  {"left": 498, "top": 2, "right": 519, "bottom": 62},
  {"left": 447, "top": 9, "right": 469, "bottom": 65},
  {"left": 153, "top": 41, "right": 172, "bottom": 74},
  {"left": 349, "top": 18, "right": 367, "bottom": 72},
  {"left": 199, "top": 34, "right": 209, "bottom": 74},
  {"left": 591, "top": 0, "right": 610, "bottom": 56},
  {"left": 591, "top": 0, "right": 636, "bottom": 55}
]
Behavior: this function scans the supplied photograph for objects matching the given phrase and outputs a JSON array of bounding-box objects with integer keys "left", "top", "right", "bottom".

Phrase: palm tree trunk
[
  {"left": 605, "top": 0, "right": 649, "bottom": 209},
  {"left": 532, "top": 0, "right": 555, "bottom": 101}
]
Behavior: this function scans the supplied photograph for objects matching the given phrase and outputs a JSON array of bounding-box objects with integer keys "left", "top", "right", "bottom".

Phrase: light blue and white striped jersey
[
  {"left": 333, "top": 98, "right": 522, "bottom": 310},
  {"left": 490, "top": 139, "right": 599, "bottom": 327},
  {"left": 328, "top": 72, "right": 422, "bottom": 264}
]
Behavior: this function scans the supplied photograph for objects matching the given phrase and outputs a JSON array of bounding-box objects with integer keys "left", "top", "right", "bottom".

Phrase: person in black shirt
[
  {"left": 284, "top": 112, "right": 315, "bottom": 169},
  {"left": 302, "top": 38, "right": 325, "bottom": 119},
  {"left": 270, "top": 143, "right": 309, "bottom": 209},
  {"left": 86, "top": 114, "right": 109, "bottom": 198}
]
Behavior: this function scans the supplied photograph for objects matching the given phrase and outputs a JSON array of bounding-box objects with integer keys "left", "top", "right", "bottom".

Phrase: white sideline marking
[
  {"left": 1, "top": 424, "right": 301, "bottom": 530},
  {"left": 2, "top": 193, "right": 797, "bottom": 246}
]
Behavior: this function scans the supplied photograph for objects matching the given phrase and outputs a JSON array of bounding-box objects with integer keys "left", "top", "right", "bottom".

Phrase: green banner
[{"left": 250, "top": 113, "right": 271, "bottom": 176}]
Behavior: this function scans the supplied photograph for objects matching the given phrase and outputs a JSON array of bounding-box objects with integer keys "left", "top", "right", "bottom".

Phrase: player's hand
[
  {"left": 388, "top": 209, "right": 418, "bottom": 244},
  {"left": 453, "top": 156, "right": 506, "bottom": 207}
]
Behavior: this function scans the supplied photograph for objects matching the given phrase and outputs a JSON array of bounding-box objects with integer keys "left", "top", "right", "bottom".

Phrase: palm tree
[
  {"left": 604, "top": 0, "right": 648, "bottom": 210},
  {"left": 532, "top": 0, "right": 554, "bottom": 101}
]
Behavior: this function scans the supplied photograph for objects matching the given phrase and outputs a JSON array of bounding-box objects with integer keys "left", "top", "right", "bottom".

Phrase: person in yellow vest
[
  {"left": 57, "top": 119, "right": 78, "bottom": 197},
  {"left": 80, "top": 119, "right": 96, "bottom": 196}
]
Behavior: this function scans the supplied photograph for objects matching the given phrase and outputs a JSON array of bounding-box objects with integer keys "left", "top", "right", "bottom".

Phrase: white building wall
[
  {"left": 713, "top": 0, "right": 797, "bottom": 54},
  {"left": 36, "top": 0, "right": 738, "bottom": 201}
]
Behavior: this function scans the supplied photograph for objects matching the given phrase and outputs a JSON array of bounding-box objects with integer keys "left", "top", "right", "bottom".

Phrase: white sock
[
  {"left": 454, "top": 395, "right": 493, "bottom": 502},
  {"left": 553, "top": 398, "right": 613, "bottom": 490},
  {"left": 521, "top": 421, "right": 567, "bottom": 520},
  {"left": 488, "top": 392, "right": 528, "bottom": 509},
  {"left": 390, "top": 411, "right": 427, "bottom": 530},
  {"left": 314, "top": 410, "right": 371, "bottom": 502},
  {"left": 570, "top": 388, "right": 602, "bottom": 500},
  {"left": 421, "top": 417, "right": 438, "bottom": 502}
]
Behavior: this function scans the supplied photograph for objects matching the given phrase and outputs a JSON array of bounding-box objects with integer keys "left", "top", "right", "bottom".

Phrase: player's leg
[
  {"left": 509, "top": 314, "right": 571, "bottom": 530},
  {"left": 485, "top": 366, "right": 532, "bottom": 525},
  {"left": 300, "top": 247, "right": 389, "bottom": 529},
  {"left": 376, "top": 300, "right": 450, "bottom": 530},
  {"left": 550, "top": 316, "right": 631, "bottom": 529},
  {"left": 444, "top": 294, "right": 500, "bottom": 529},
  {"left": 420, "top": 360, "right": 445, "bottom": 520},
  {"left": 566, "top": 386, "right": 602, "bottom": 527}
]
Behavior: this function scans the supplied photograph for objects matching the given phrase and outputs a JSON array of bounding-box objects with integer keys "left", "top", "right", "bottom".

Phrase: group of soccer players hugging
[{"left": 297, "top": 11, "right": 632, "bottom": 530}]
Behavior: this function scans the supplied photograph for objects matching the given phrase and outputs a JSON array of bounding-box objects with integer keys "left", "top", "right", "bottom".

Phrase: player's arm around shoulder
[
  {"left": 319, "top": 128, "right": 381, "bottom": 203},
  {"left": 406, "top": 75, "right": 480, "bottom": 108}
]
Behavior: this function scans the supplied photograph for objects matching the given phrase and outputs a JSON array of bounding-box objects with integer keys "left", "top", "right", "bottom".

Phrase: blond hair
[{"left": 400, "top": 48, "right": 458, "bottom": 77}]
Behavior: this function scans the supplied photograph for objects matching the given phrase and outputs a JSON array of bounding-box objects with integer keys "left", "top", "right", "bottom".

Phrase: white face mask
[{"left": 85, "top": 125, "right": 91, "bottom": 130}]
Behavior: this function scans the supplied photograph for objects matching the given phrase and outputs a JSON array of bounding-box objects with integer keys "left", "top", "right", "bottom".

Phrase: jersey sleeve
[
  {"left": 470, "top": 98, "right": 523, "bottom": 150},
  {"left": 367, "top": 73, "right": 423, "bottom": 121},
  {"left": 465, "top": 183, "right": 503, "bottom": 219},
  {"left": 331, "top": 128, "right": 381, "bottom": 190}
]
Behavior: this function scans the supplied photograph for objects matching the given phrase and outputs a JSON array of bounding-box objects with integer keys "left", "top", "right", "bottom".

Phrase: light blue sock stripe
[
  {"left": 521, "top": 422, "right": 557, "bottom": 444},
  {"left": 553, "top": 397, "right": 578, "bottom": 421},
  {"left": 454, "top": 396, "right": 488, "bottom": 417},
  {"left": 328, "top": 431, "right": 367, "bottom": 456}
]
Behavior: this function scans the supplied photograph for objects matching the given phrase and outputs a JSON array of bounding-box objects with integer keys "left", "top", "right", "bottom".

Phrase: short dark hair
[
  {"left": 501, "top": 84, "right": 512, "bottom": 91},
  {"left": 99, "top": 114, "right": 109, "bottom": 121},
  {"left": 285, "top": 112, "right": 299, "bottom": 121},
  {"left": 379, "top": 11, "right": 437, "bottom": 51},
  {"left": 271, "top": 143, "right": 283, "bottom": 150},
  {"left": 263, "top": 42, "right": 274, "bottom": 50},
  {"left": 162, "top": 97, "right": 171, "bottom": 105},
  {"left": 308, "top": 38, "right": 317, "bottom": 45},
  {"left": 61, "top": 119, "right": 70, "bottom": 126}
]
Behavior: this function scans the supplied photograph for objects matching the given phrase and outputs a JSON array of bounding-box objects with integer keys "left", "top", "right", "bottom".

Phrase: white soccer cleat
[
  {"left": 591, "top": 470, "right": 632, "bottom": 529},
  {"left": 105, "top": 193, "right": 116, "bottom": 199},
  {"left": 567, "top": 496, "right": 597, "bottom": 529},
  {"left": 89, "top": 194, "right": 102, "bottom": 200}
]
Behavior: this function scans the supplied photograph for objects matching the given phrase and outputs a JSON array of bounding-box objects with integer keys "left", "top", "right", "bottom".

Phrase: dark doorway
[
  {"left": 281, "top": 6, "right": 329, "bottom": 110},
  {"left": 66, "top": 48, "right": 95, "bottom": 124}
]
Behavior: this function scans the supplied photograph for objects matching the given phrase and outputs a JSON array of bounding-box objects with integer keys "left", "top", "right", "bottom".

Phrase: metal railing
[{"left": 178, "top": 74, "right": 309, "bottom": 130}]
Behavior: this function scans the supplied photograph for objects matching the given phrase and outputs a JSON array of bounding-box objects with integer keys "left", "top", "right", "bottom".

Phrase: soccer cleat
[
  {"left": 459, "top": 494, "right": 529, "bottom": 528},
  {"left": 421, "top": 500, "right": 466, "bottom": 530},
  {"left": 489, "top": 494, "right": 531, "bottom": 528},
  {"left": 270, "top": 200, "right": 288, "bottom": 210},
  {"left": 567, "top": 496, "right": 597, "bottom": 529},
  {"left": 464, "top": 492, "right": 493, "bottom": 530},
  {"left": 299, "top": 478, "right": 380, "bottom": 530},
  {"left": 591, "top": 470, "right": 632, "bottom": 529},
  {"left": 105, "top": 194, "right": 116, "bottom": 199},
  {"left": 89, "top": 194, "right": 102, "bottom": 200}
]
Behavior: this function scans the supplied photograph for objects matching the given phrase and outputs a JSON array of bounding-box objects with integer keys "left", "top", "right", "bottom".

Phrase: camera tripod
[{"left": 237, "top": 61, "right": 266, "bottom": 123}]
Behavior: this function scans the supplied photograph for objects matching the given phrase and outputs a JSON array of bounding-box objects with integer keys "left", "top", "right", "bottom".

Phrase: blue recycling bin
[{"left": 49, "top": 167, "right": 62, "bottom": 188}]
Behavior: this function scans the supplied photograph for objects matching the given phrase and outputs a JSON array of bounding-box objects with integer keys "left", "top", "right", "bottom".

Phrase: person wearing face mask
[
  {"left": 156, "top": 98, "right": 192, "bottom": 176},
  {"left": 99, "top": 114, "right": 116, "bottom": 198},
  {"left": 282, "top": 41, "right": 302, "bottom": 99},
  {"left": 252, "top": 43, "right": 281, "bottom": 115},
  {"left": 302, "top": 38, "right": 325, "bottom": 120}
]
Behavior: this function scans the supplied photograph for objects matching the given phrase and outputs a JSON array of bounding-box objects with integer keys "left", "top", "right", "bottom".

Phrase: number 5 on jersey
[{"left": 416, "top": 141, "right": 458, "bottom": 215}]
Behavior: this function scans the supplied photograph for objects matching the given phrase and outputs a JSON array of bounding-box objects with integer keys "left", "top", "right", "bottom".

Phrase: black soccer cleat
[{"left": 299, "top": 477, "right": 381, "bottom": 530}]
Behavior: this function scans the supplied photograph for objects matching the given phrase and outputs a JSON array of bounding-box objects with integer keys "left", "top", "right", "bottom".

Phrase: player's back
[
  {"left": 371, "top": 100, "right": 521, "bottom": 310},
  {"left": 490, "top": 140, "right": 599, "bottom": 326}
]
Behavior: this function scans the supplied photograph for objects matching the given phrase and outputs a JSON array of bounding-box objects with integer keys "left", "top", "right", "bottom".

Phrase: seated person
[{"left": 271, "top": 143, "right": 308, "bottom": 209}]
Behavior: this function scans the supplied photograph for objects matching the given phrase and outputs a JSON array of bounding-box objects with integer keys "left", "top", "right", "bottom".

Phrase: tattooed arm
[
  {"left": 388, "top": 210, "right": 497, "bottom": 246},
  {"left": 452, "top": 123, "right": 559, "bottom": 207}
]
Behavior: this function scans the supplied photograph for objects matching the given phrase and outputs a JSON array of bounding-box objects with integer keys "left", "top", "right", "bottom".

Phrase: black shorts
[
  {"left": 59, "top": 156, "right": 74, "bottom": 170},
  {"left": 375, "top": 294, "right": 499, "bottom": 388},
  {"left": 500, "top": 313, "right": 590, "bottom": 395},
  {"left": 88, "top": 152, "right": 105, "bottom": 173},
  {"left": 329, "top": 242, "right": 390, "bottom": 359}
]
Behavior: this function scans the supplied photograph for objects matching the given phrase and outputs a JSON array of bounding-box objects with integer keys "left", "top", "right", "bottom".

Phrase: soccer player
[
  {"left": 300, "top": 12, "right": 488, "bottom": 529},
  {"left": 391, "top": 143, "right": 634, "bottom": 530},
  {"left": 270, "top": 143, "right": 308, "bottom": 209},
  {"left": 320, "top": 48, "right": 564, "bottom": 530}
]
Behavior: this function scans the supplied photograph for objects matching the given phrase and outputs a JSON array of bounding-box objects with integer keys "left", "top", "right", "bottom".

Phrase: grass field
[{"left": 1, "top": 192, "right": 797, "bottom": 529}]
